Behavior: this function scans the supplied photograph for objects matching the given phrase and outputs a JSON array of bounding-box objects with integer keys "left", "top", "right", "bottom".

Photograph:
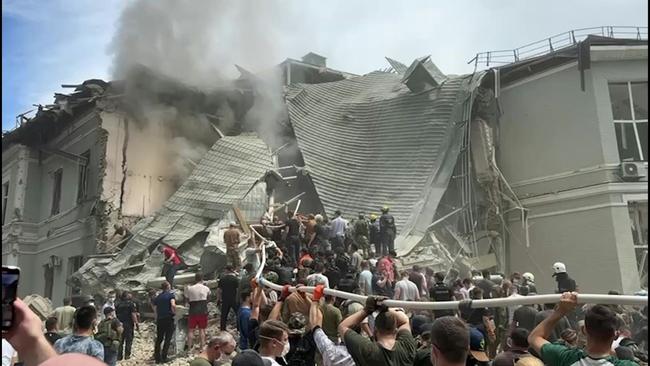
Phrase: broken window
[
  {"left": 67, "top": 256, "right": 84, "bottom": 296},
  {"left": 51, "top": 169, "right": 63, "bottom": 216},
  {"left": 609, "top": 81, "right": 648, "bottom": 161},
  {"left": 628, "top": 201, "right": 648, "bottom": 289},
  {"left": 2, "top": 182, "right": 8, "bottom": 225},
  {"left": 76, "top": 150, "right": 90, "bottom": 203}
]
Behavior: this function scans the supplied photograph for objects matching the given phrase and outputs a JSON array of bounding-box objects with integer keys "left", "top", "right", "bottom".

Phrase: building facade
[{"left": 494, "top": 36, "right": 648, "bottom": 294}]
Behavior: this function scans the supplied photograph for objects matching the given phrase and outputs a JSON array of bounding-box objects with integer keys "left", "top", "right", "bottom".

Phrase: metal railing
[{"left": 468, "top": 26, "right": 648, "bottom": 69}]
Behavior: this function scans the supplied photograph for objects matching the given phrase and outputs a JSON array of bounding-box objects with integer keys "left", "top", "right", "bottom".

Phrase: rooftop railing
[{"left": 468, "top": 26, "right": 648, "bottom": 69}]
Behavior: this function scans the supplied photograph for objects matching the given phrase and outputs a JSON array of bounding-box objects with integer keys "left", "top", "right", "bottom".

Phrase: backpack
[
  {"left": 286, "top": 331, "right": 316, "bottom": 366},
  {"left": 95, "top": 318, "right": 120, "bottom": 350}
]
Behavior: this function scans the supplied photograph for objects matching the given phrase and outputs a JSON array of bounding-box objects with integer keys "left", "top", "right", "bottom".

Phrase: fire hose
[{"left": 249, "top": 225, "right": 648, "bottom": 310}]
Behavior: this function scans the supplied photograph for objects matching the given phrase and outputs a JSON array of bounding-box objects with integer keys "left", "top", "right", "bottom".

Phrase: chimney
[{"left": 301, "top": 52, "right": 327, "bottom": 67}]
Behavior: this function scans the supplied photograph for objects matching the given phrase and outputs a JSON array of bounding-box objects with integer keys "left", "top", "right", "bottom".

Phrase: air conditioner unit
[{"left": 620, "top": 162, "right": 646, "bottom": 181}]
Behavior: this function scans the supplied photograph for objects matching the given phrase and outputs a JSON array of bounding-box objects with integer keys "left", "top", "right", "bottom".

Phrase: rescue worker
[
  {"left": 430, "top": 271, "right": 456, "bottom": 319},
  {"left": 552, "top": 262, "right": 577, "bottom": 293},
  {"left": 353, "top": 212, "right": 370, "bottom": 257},
  {"left": 369, "top": 214, "right": 380, "bottom": 257},
  {"left": 224, "top": 222, "right": 242, "bottom": 268},
  {"left": 378, "top": 206, "right": 396, "bottom": 255}
]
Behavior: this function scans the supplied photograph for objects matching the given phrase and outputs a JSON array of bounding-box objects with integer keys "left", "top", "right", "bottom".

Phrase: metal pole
[{"left": 255, "top": 240, "right": 648, "bottom": 310}]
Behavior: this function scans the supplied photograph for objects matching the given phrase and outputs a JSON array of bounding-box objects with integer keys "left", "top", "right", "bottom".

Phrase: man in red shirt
[{"left": 158, "top": 243, "right": 181, "bottom": 287}]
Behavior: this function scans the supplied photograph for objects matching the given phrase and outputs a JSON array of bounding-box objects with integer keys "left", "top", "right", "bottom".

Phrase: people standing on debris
[
  {"left": 115, "top": 291, "right": 139, "bottom": 361},
  {"left": 189, "top": 332, "right": 237, "bottom": 366},
  {"left": 430, "top": 271, "right": 456, "bottom": 319},
  {"left": 378, "top": 206, "right": 396, "bottom": 255},
  {"left": 54, "top": 305, "right": 104, "bottom": 361},
  {"left": 224, "top": 222, "right": 243, "bottom": 268},
  {"left": 330, "top": 210, "right": 347, "bottom": 251},
  {"left": 158, "top": 243, "right": 182, "bottom": 287},
  {"left": 218, "top": 265, "right": 240, "bottom": 332},
  {"left": 44, "top": 316, "right": 62, "bottom": 345},
  {"left": 51, "top": 297, "right": 76, "bottom": 335},
  {"left": 349, "top": 243, "right": 364, "bottom": 273},
  {"left": 152, "top": 281, "right": 176, "bottom": 364},
  {"left": 95, "top": 307, "right": 123, "bottom": 366},
  {"left": 186, "top": 273, "right": 211, "bottom": 351},
  {"left": 244, "top": 238, "right": 262, "bottom": 273},
  {"left": 353, "top": 212, "right": 370, "bottom": 257},
  {"left": 285, "top": 210, "right": 302, "bottom": 264},
  {"left": 369, "top": 214, "right": 381, "bottom": 257}
]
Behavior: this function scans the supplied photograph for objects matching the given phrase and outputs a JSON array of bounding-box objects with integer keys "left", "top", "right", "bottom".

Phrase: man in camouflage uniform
[
  {"left": 223, "top": 222, "right": 242, "bottom": 268},
  {"left": 353, "top": 213, "right": 370, "bottom": 257}
]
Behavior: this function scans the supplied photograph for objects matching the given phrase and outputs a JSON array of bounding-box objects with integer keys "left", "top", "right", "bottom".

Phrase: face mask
[{"left": 280, "top": 340, "right": 290, "bottom": 358}]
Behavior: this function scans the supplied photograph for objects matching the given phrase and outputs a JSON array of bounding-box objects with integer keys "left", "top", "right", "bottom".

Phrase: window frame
[
  {"left": 2, "top": 181, "right": 9, "bottom": 225},
  {"left": 610, "top": 81, "right": 648, "bottom": 162},
  {"left": 76, "top": 150, "right": 90, "bottom": 203},
  {"left": 51, "top": 168, "right": 63, "bottom": 216}
]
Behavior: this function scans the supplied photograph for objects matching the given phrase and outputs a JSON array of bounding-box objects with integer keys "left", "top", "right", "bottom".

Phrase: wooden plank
[{"left": 233, "top": 206, "right": 251, "bottom": 236}]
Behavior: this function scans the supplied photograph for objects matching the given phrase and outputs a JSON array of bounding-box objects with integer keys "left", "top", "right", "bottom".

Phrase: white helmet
[
  {"left": 552, "top": 262, "right": 567, "bottom": 274},
  {"left": 522, "top": 272, "right": 535, "bottom": 282}
]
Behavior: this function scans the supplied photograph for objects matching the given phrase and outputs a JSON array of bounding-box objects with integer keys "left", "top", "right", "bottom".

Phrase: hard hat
[
  {"left": 369, "top": 214, "right": 377, "bottom": 220},
  {"left": 381, "top": 206, "right": 389, "bottom": 212},
  {"left": 552, "top": 262, "right": 567, "bottom": 275},
  {"left": 522, "top": 272, "right": 535, "bottom": 282}
]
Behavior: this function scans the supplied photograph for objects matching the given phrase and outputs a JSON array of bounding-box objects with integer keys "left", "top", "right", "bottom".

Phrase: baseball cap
[
  {"left": 469, "top": 327, "right": 490, "bottom": 362},
  {"left": 232, "top": 349, "right": 268, "bottom": 366}
]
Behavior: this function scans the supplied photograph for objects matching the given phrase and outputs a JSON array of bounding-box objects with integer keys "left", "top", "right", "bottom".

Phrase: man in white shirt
[
  {"left": 306, "top": 263, "right": 330, "bottom": 288},
  {"left": 329, "top": 210, "right": 348, "bottom": 250},
  {"left": 394, "top": 271, "right": 420, "bottom": 301},
  {"left": 185, "top": 273, "right": 211, "bottom": 350},
  {"left": 358, "top": 261, "right": 373, "bottom": 296},
  {"left": 459, "top": 278, "right": 473, "bottom": 300}
]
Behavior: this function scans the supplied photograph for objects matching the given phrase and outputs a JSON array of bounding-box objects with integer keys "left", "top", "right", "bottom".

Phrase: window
[
  {"left": 76, "top": 150, "right": 90, "bottom": 203},
  {"left": 51, "top": 169, "right": 63, "bottom": 216},
  {"left": 609, "top": 81, "right": 648, "bottom": 161},
  {"left": 628, "top": 201, "right": 648, "bottom": 289},
  {"left": 43, "top": 264, "right": 54, "bottom": 300},
  {"left": 67, "top": 256, "right": 84, "bottom": 296},
  {"left": 2, "top": 182, "right": 8, "bottom": 225}
]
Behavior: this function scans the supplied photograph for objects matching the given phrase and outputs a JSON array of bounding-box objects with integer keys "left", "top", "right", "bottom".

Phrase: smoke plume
[{"left": 109, "top": 0, "right": 291, "bottom": 180}]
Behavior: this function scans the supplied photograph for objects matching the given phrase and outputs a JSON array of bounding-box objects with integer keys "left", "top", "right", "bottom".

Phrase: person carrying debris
[
  {"left": 157, "top": 242, "right": 182, "bottom": 287},
  {"left": 379, "top": 206, "right": 396, "bottom": 255},
  {"left": 224, "top": 222, "right": 243, "bottom": 268}
]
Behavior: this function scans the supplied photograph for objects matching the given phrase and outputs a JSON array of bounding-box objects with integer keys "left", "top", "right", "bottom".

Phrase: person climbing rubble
[
  {"left": 224, "top": 222, "right": 245, "bottom": 268},
  {"left": 157, "top": 242, "right": 182, "bottom": 287}
]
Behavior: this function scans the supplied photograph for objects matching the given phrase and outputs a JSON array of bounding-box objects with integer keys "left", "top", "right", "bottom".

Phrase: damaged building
[{"left": 2, "top": 28, "right": 648, "bottom": 305}]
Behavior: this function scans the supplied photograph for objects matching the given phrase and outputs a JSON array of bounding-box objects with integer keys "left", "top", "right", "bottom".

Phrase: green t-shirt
[
  {"left": 541, "top": 343, "right": 639, "bottom": 366},
  {"left": 189, "top": 356, "right": 213, "bottom": 366},
  {"left": 321, "top": 303, "right": 343, "bottom": 342},
  {"left": 343, "top": 329, "right": 417, "bottom": 366}
]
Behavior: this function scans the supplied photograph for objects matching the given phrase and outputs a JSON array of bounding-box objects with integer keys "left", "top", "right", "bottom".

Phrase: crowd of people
[{"left": 2, "top": 208, "right": 648, "bottom": 366}]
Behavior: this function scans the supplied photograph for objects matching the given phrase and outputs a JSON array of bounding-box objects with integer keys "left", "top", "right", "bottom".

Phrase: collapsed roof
[
  {"left": 287, "top": 59, "right": 487, "bottom": 256},
  {"left": 72, "top": 134, "right": 274, "bottom": 292}
]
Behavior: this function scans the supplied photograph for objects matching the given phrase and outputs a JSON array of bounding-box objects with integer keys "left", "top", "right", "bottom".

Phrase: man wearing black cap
[{"left": 468, "top": 327, "right": 491, "bottom": 366}]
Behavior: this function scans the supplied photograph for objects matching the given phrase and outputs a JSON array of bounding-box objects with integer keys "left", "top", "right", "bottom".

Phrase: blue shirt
[
  {"left": 54, "top": 335, "right": 104, "bottom": 361},
  {"left": 153, "top": 291, "right": 175, "bottom": 319},
  {"left": 238, "top": 306, "right": 252, "bottom": 350}
]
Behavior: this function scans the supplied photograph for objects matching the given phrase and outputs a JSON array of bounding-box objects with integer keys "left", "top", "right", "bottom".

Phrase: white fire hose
[{"left": 249, "top": 225, "right": 648, "bottom": 310}]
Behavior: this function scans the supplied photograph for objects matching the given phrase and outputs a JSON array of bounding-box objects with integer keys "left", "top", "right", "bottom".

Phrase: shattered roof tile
[
  {"left": 287, "top": 70, "right": 477, "bottom": 255},
  {"left": 99, "top": 134, "right": 273, "bottom": 278}
]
